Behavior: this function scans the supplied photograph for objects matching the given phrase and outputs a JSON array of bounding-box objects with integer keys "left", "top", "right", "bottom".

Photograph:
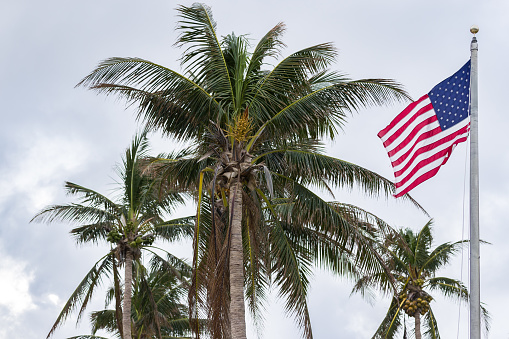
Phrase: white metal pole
[{"left": 469, "top": 26, "right": 480, "bottom": 339}]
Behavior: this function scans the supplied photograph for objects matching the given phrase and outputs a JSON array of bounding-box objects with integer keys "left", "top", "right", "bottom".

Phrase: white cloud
[
  {"left": 0, "top": 133, "right": 90, "bottom": 211},
  {"left": 0, "top": 249, "right": 36, "bottom": 316},
  {"left": 46, "top": 294, "right": 61, "bottom": 307}
]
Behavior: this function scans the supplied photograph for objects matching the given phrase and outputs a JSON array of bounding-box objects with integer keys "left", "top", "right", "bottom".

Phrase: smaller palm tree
[
  {"left": 79, "top": 255, "right": 200, "bottom": 339},
  {"left": 31, "top": 131, "right": 193, "bottom": 339},
  {"left": 352, "top": 220, "right": 490, "bottom": 339}
]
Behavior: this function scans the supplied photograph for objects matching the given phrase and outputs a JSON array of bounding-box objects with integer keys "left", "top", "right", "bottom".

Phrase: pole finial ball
[{"left": 470, "top": 25, "right": 479, "bottom": 34}]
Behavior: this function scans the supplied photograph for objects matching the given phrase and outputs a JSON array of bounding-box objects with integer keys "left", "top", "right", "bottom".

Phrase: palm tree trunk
[
  {"left": 229, "top": 180, "right": 247, "bottom": 339},
  {"left": 414, "top": 314, "right": 421, "bottom": 339},
  {"left": 113, "top": 256, "right": 124, "bottom": 339},
  {"left": 123, "top": 249, "right": 133, "bottom": 339}
]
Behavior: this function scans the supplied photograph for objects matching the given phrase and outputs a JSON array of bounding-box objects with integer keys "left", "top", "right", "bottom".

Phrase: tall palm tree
[
  {"left": 352, "top": 220, "right": 490, "bottom": 338},
  {"left": 76, "top": 4, "right": 421, "bottom": 338},
  {"left": 31, "top": 132, "right": 193, "bottom": 339}
]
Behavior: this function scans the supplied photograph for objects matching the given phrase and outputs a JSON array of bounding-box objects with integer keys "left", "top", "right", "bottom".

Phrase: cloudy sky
[{"left": 2, "top": 0, "right": 508, "bottom": 338}]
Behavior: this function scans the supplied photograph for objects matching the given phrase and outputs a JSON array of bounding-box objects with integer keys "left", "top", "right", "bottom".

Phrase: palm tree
[
  {"left": 76, "top": 255, "right": 200, "bottom": 339},
  {"left": 31, "top": 132, "right": 193, "bottom": 339},
  {"left": 352, "top": 220, "right": 490, "bottom": 338},
  {"left": 76, "top": 4, "right": 421, "bottom": 338}
]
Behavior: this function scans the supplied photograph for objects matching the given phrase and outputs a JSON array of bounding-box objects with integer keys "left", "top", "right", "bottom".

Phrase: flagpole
[{"left": 469, "top": 25, "right": 480, "bottom": 339}]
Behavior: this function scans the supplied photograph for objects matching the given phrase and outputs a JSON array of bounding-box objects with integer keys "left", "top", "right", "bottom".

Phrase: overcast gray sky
[{"left": 1, "top": 0, "right": 508, "bottom": 338}]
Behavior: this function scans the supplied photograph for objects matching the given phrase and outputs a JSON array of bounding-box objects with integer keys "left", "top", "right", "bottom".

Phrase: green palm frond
[
  {"left": 153, "top": 216, "right": 195, "bottom": 241},
  {"left": 84, "top": 260, "right": 196, "bottom": 339},
  {"left": 248, "top": 43, "right": 337, "bottom": 124},
  {"left": 413, "top": 220, "right": 433, "bottom": 268},
  {"left": 31, "top": 204, "right": 114, "bottom": 227},
  {"left": 70, "top": 222, "right": 111, "bottom": 244},
  {"left": 253, "top": 137, "right": 325, "bottom": 157},
  {"left": 148, "top": 251, "right": 192, "bottom": 284},
  {"left": 65, "top": 182, "right": 119, "bottom": 211},
  {"left": 350, "top": 271, "right": 394, "bottom": 305},
  {"left": 268, "top": 215, "right": 313, "bottom": 339},
  {"left": 251, "top": 78, "right": 343, "bottom": 141},
  {"left": 255, "top": 148, "right": 425, "bottom": 213},
  {"left": 30, "top": 180, "right": 120, "bottom": 229},
  {"left": 90, "top": 310, "right": 117, "bottom": 335},
  {"left": 251, "top": 75, "right": 410, "bottom": 142},
  {"left": 120, "top": 130, "right": 150, "bottom": 208},
  {"left": 421, "top": 239, "right": 468, "bottom": 274},
  {"left": 271, "top": 175, "right": 395, "bottom": 290},
  {"left": 148, "top": 154, "right": 211, "bottom": 193},
  {"left": 372, "top": 297, "right": 403, "bottom": 339},
  {"left": 244, "top": 22, "right": 286, "bottom": 91},
  {"left": 175, "top": 4, "right": 234, "bottom": 108},
  {"left": 280, "top": 212, "right": 360, "bottom": 279},
  {"left": 242, "top": 191, "right": 269, "bottom": 334},
  {"left": 426, "top": 277, "right": 468, "bottom": 302},
  {"left": 134, "top": 265, "right": 164, "bottom": 339},
  {"left": 250, "top": 189, "right": 314, "bottom": 339},
  {"left": 277, "top": 150, "right": 395, "bottom": 195},
  {"left": 77, "top": 58, "right": 221, "bottom": 142},
  {"left": 47, "top": 254, "right": 112, "bottom": 339},
  {"left": 422, "top": 308, "right": 440, "bottom": 339},
  {"left": 165, "top": 317, "right": 195, "bottom": 334},
  {"left": 331, "top": 78, "right": 411, "bottom": 110},
  {"left": 103, "top": 286, "right": 115, "bottom": 310},
  {"left": 221, "top": 33, "right": 251, "bottom": 114}
]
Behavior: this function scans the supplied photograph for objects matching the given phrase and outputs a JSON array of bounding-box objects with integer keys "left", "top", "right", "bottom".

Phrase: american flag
[{"left": 378, "top": 61, "right": 471, "bottom": 197}]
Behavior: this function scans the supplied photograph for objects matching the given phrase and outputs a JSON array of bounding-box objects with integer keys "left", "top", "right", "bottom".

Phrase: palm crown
[
  {"left": 352, "top": 220, "right": 490, "bottom": 338},
  {"left": 76, "top": 3, "right": 421, "bottom": 339}
]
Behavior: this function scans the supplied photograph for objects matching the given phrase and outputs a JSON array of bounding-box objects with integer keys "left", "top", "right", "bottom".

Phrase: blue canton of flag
[{"left": 429, "top": 61, "right": 471, "bottom": 130}]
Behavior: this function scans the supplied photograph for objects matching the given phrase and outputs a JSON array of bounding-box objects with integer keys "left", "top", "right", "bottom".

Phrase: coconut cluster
[
  {"left": 129, "top": 235, "right": 154, "bottom": 248},
  {"left": 106, "top": 230, "right": 123, "bottom": 243},
  {"left": 398, "top": 279, "right": 432, "bottom": 317},
  {"left": 106, "top": 231, "right": 154, "bottom": 247}
]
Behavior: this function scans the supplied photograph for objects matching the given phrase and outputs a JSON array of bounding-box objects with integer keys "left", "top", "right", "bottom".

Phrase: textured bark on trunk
[
  {"left": 414, "top": 314, "right": 421, "bottom": 339},
  {"left": 113, "top": 258, "right": 124, "bottom": 339},
  {"left": 123, "top": 249, "right": 133, "bottom": 339},
  {"left": 229, "top": 180, "right": 247, "bottom": 339}
]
